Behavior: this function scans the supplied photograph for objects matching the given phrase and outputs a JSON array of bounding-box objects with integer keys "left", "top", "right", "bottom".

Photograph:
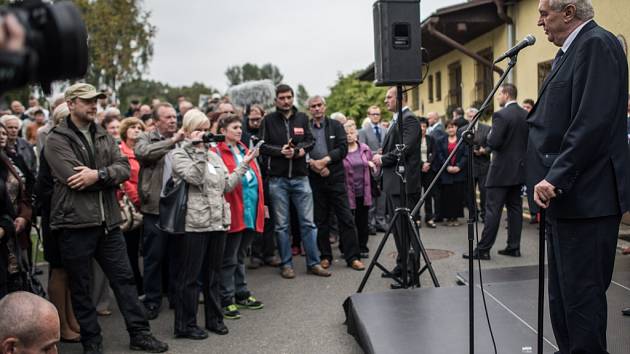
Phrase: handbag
[
  {"left": 157, "top": 177, "right": 188, "bottom": 235},
  {"left": 7, "top": 224, "right": 46, "bottom": 298},
  {"left": 119, "top": 185, "right": 143, "bottom": 232}
]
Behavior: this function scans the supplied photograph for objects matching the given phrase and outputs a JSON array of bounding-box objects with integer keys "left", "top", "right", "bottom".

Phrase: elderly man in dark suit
[
  {"left": 464, "top": 84, "right": 528, "bottom": 260},
  {"left": 372, "top": 86, "right": 421, "bottom": 280},
  {"left": 528, "top": 1, "right": 630, "bottom": 352},
  {"left": 359, "top": 105, "right": 389, "bottom": 233}
]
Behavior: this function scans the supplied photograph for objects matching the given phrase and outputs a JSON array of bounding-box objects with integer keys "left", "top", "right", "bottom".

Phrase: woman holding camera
[
  {"left": 213, "top": 115, "right": 265, "bottom": 320},
  {"left": 171, "top": 109, "right": 257, "bottom": 339}
]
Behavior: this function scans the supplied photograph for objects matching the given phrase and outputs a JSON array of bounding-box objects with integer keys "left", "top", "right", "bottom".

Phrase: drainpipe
[
  {"left": 427, "top": 18, "right": 504, "bottom": 76},
  {"left": 495, "top": 0, "right": 515, "bottom": 83}
]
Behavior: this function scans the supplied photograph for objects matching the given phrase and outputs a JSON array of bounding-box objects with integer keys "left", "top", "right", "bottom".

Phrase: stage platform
[{"left": 344, "top": 258, "right": 630, "bottom": 354}]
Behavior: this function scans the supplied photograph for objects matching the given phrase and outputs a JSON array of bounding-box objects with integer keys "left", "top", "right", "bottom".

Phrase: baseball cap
[{"left": 64, "top": 83, "right": 107, "bottom": 101}]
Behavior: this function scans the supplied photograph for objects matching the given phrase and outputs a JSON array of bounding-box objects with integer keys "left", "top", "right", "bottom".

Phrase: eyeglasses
[{"left": 369, "top": 113, "right": 381, "bottom": 116}]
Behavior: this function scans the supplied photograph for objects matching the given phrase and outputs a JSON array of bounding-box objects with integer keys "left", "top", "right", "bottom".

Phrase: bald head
[
  {"left": 427, "top": 112, "right": 440, "bottom": 126},
  {"left": 0, "top": 292, "right": 59, "bottom": 354}
]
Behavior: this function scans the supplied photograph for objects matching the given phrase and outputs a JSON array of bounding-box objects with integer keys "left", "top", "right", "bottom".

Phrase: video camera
[
  {"left": 0, "top": 0, "right": 88, "bottom": 94},
  {"left": 201, "top": 133, "right": 225, "bottom": 144}
]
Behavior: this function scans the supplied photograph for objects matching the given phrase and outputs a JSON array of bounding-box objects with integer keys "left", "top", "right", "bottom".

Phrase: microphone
[{"left": 494, "top": 35, "right": 536, "bottom": 63}]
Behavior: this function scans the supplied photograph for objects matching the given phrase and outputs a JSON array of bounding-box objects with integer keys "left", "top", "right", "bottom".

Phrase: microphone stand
[{"left": 409, "top": 55, "right": 519, "bottom": 354}]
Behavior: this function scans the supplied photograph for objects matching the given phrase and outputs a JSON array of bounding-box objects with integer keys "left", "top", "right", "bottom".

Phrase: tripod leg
[
  {"left": 407, "top": 215, "right": 441, "bottom": 287},
  {"left": 357, "top": 212, "right": 400, "bottom": 293},
  {"left": 538, "top": 211, "right": 546, "bottom": 354}
]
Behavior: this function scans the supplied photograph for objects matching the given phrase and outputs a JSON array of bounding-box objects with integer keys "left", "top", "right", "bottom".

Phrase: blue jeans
[{"left": 268, "top": 176, "right": 320, "bottom": 268}]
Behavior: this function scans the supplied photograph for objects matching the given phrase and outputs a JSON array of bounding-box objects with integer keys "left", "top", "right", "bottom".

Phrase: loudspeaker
[{"left": 373, "top": 0, "right": 422, "bottom": 86}]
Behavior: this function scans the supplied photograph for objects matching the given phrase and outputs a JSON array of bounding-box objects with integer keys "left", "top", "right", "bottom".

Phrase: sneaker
[
  {"left": 129, "top": 333, "right": 168, "bottom": 353},
  {"left": 236, "top": 296, "right": 264, "bottom": 310},
  {"left": 222, "top": 304, "right": 241, "bottom": 320},
  {"left": 280, "top": 266, "right": 296, "bottom": 279},
  {"left": 309, "top": 264, "right": 331, "bottom": 277}
]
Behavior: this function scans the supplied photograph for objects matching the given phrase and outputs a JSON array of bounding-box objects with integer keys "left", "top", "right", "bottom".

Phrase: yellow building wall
[{"left": 413, "top": 0, "right": 630, "bottom": 117}]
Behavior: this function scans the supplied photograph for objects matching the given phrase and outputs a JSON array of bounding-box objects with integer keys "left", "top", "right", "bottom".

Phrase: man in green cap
[{"left": 45, "top": 83, "right": 168, "bottom": 354}]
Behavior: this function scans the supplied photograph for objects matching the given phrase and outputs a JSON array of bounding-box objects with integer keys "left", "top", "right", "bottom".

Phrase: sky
[{"left": 145, "top": 0, "right": 463, "bottom": 97}]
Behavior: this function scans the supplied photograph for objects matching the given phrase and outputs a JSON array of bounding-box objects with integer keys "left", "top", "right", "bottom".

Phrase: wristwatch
[{"left": 98, "top": 168, "right": 108, "bottom": 181}]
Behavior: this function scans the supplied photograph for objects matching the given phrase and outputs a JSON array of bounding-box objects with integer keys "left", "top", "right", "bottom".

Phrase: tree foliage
[
  {"left": 225, "top": 63, "right": 284, "bottom": 86},
  {"left": 75, "top": 0, "right": 156, "bottom": 90},
  {"left": 118, "top": 79, "right": 217, "bottom": 109},
  {"left": 325, "top": 71, "right": 391, "bottom": 125},
  {"left": 296, "top": 84, "right": 309, "bottom": 110}
]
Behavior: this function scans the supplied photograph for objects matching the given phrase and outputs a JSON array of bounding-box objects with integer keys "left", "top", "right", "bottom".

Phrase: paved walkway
[{"left": 55, "top": 217, "right": 629, "bottom": 353}]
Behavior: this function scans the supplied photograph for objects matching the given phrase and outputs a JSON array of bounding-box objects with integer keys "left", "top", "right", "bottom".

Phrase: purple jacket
[{"left": 343, "top": 142, "right": 373, "bottom": 209}]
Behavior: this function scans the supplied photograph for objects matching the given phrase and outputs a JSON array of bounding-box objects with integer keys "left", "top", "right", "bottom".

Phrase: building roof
[{"left": 359, "top": 0, "right": 514, "bottom": 81}]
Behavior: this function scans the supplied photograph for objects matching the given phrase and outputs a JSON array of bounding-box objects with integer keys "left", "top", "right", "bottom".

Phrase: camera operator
[{"left": 45, "top": 83, "right": 168, "bottom": 354}]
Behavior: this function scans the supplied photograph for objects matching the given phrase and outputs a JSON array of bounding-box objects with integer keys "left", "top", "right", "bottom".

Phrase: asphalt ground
[{"left": 53, "top": 215, "right": 630, "bottom": 354}]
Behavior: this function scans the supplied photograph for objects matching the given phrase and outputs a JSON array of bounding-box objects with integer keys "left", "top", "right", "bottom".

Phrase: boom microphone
[{"left": 494, "top": 35, "right": 536, "bottom": 63}]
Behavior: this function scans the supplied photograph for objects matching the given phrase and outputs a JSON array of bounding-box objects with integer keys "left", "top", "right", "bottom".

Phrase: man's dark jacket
[
  {"left": 308, "top": 117, "right": 348, "bottom": 183},
  {"left": 260, "top": 107, "right": 314, "bottom": 178},
  {"left": 45, "top": 117, "right": 130, "bottom": 230},
  {"left": 526, "top": 21, "right": 630, "bottom": 218},
  {"left": 381, "top": 108, "right": 421, "bottom": 195},
  {"left": 457, "top": 122, "right": 492, "bottom": 178},
  {"left": 486, "top": 104, "right": 529, "bottom": 187}
]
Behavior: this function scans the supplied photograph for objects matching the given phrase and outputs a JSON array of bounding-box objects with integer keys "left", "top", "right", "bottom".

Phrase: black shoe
[
  {"left": 129, "top": 333, "right": 168, "bottom": 353},
  {"left": 622, "top": 307, "right": 630, "bottom": 316},
  {"left": 463, "top": 249, "right": 490, "bottom": 260},
  {"left": 83, "top": 342, "right": 103, "bottom": 354},
  {"left": 144, "top": 304, "right": 159, "bottom": 320},
  {"left": 381, "top": 267, "right": 401, "bottom": 278},
  {"left": 175, "top": 326, "right": 208, "bottom": 340},
  {"left": 497, "top": 248, "right": 521, "bottom": 257},
  {"left": 206, "top": 322, "right": 229, "bottom": 335}
]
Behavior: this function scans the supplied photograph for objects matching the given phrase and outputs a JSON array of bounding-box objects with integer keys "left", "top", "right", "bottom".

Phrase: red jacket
[
  {"left": 118, "top": 141, "right": 140, "bottom": 208},
  {"left": 214, "top": 142, "right": 265, "bottom": 234}
]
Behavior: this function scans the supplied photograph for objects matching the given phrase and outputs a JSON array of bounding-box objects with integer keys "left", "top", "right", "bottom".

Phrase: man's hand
[
  {"left": 310, "top": 158, "right": 329, "bottom": 171},
  {"left": 14, "top": 217, "right": 26, "bottom": 234},
  {"left": 320, "top": 168, "right": 330, "bottom": 177},
  {"left": 422, "top": 162, "right": 431, "bottom": 173},
  {"left": 68, "top": 166, "right": 99, "bottom": 190},
  {"left": 534, "top": 179, "right": 556, "bottom": 209},
  {"left": 171, "top": 129, "right": 186, "bottom": 143},
  {"left": 372, "top": 154, "right": 383, "bottom": 167},
  {"left": 0, "top": 14, "right": 25, "bottom": 52},
  {"left": 473, "top": 147, "right": 487, "bottom": 156},
  {"left": 281, "top": 144, "right": 294, "bottom": 159}
]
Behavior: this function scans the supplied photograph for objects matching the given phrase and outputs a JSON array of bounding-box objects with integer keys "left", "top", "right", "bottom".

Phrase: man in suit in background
[
  {"left": 464, "top": 84, "right": 528, "bottom": 260},
  {"left": 528, "top": 1, "right": 630, "bottom": 352},
  {"left": 359, "top": 105, "right": 389, "bottom": 233},
  {"left": 457, "top": 107, "right": 492, "bottom": 222},
  {"left": 426, "top": 111, "right": 446, "bottom": 222},
  {"left": 372, "top": 87, "right": 421, "bottom": 280}
]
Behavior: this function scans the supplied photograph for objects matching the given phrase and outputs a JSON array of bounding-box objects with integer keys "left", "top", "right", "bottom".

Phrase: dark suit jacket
[
  {"left": 457, "top": 122, "right": 492, "bottom": 177},
  {"left": 526, "top": 21, "right": 630, "bottom": 218},
  {"left": 485, "top": 103, "right": 529, "bottom": 187},
  {"left": 308, "top": 117, "right": 348, "bottom": 183},
  {"left": 381, "top": 108, "right": 421, "bottom": 195}
]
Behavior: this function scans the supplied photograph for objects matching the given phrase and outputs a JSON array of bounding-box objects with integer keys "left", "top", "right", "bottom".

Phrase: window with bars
[
  {"left": 428, "top": 75, "right": 434, "bottom": 103},
  {"left": 436, "top": 71, "right": 442, "bottom": 102},
  {"left": 475, "top": 48, "right": 494, "bottom": 103},
  {"left": 448, "top": 61, "right": 462, "bottom": 109}
]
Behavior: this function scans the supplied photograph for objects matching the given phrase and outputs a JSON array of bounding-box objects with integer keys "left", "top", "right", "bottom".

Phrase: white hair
[
  {"left": 0, "top": 114, "right": 22, "bottom": 129},
  {"left": 466, "top": 107, "right": 479, "bottom": 115},
  {"left": 549, "top": 0, "right": 594, "bottom": 20},
  {"left": 306, "top": 95, "right": 326, "bottom": 107},
  {"left": 182, "top": 109, "right": 208, "bottom": 133}
]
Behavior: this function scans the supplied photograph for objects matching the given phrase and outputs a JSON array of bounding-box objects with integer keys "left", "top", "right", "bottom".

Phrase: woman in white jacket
[{"left": 170, "top": 109, "right": 256, "bottom": 339}]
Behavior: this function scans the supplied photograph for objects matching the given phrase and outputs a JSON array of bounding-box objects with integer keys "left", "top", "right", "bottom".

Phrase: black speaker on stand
[{"left": 373, "top": 0, "right": 422, "bottom": 86}]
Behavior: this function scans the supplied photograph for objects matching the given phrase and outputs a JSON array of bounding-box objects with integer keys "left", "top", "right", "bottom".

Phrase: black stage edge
[{"left": 344, "top": 257, "right": 630, "bottom": 354}]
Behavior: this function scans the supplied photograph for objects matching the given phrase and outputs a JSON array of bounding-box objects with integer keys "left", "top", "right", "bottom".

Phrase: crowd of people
[{"left": 0, "top": 75, "right": 627, "bottom": 353}]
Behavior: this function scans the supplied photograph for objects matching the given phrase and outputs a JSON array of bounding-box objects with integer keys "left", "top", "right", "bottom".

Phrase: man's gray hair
[
  {"left": 466, "top": 107, "right": 479, "bottom": 115},
  {"left": 306, "top": 95, "right": 326, "bottom": 107},
  {"left": 0, "top": 292, "right": 57, "bottom": 346},
  {"left": 0, "top": 114, "right": 22, "bottom": 129},
  {"left": 549, "top": 0, "right": 594, "bottom": 20}
]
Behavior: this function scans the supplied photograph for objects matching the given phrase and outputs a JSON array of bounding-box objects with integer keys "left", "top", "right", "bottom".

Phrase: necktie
[
  {"left": 551, "top": 49, "right": 564, "bottom": 71},
  {"left": 374, "top": 125, "right": 381, "bottom": 144}
]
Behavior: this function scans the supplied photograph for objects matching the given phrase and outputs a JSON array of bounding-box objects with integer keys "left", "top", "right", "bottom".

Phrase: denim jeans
[
  {"left": 268, "top": 176, "right": 320, "bottom": 268},
  {"left": 220, "top": 229, "right": 255, "bottom": 306}
]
